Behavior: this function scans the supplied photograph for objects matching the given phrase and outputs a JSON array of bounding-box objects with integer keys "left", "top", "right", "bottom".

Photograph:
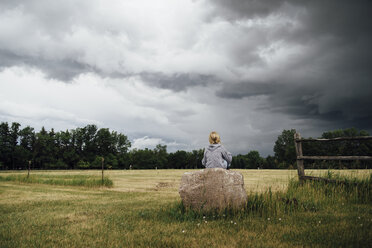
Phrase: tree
[
  {"left": 264, "top": 155, "right": 277, "bottom": 169},
  {"left": 47, "top": 128, "right": 58, "bottom": 166},
  {"left": 129, "top": 148, "right": 156, "bottom": 169},
  {"left": 82, "top": 124, "right": 98, "bottom": 162},
  {"left": 9, "top": 122, "right": 21, "bottom": 169},
  {"left": 18, "top": 126, "right": 35, "bottom": 168},
  {"left": 192, "top": 149, "right": 204, "bottom": 169},
  {"left": 319, "top": 128, "right": 371, "bottom": 169},
  {"left": 154, "top": 144, "right": 168, "bottom": 169},
  {"left": 273, "top": 129, "right": 297, "bottom": 168},
  {"left": 0, "top": 122, "right": 11, "bottom": 169},
  {"left": 245, "top": 151, "right": 264, "bottom": 169},
  {"left": 72, "top": 128, "right": 84, "bottom": 159},
  {"left": 96, "top": 128, "right": 113, "bottom": 157},
  {"left": 57, "top": 130, "right": 78, "bottom": 169},
  {"left": 167, "top": 151, "right": 189, "bottom": 169},
  {"left": 33, "top": 127, "right": 57, "bottom": 169},
  {"left": 231, "top": 155, "right": 247, "bottom": 169},
  {"left": 115, "top": 133, "right": 131, "bottom": 154}
]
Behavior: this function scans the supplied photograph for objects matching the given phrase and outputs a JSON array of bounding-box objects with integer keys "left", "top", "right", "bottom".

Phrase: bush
[
  {"left": 91, "top": 156, "right": 103, "bottom": 169},
  {"left": 91, "top": 154, "right": 118, "bottom": 169},
  {"left": 77, "top": 160, "right": 90, "bottom": 169}
]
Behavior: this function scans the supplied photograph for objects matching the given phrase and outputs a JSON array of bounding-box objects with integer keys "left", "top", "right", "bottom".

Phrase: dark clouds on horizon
[
  {"left": 0, "top": 0, "right": 372, "bottom": 155},
  {"left": 212, "top": 0, "right": 372, "bottom": 129}
]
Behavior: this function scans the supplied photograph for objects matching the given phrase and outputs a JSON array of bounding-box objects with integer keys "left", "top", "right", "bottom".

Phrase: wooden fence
[{"left": 294, "top": 133, "right": 372, "bottom": 181}]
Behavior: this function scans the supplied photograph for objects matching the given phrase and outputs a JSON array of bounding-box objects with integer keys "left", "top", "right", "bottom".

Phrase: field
[{"left": 0, "top": 169, "right": 371, "bottom": 247}]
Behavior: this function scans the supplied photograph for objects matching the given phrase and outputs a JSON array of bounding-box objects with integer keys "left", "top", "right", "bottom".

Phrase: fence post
[
  {"left": 28, "top": 160, "right": 31, "bottom": 178},
  {"left": 101, "top": 157, "right": 104, "bottom": 185},
  {"left": 294, "top": 132, "right": 305, "bottom": 180}
]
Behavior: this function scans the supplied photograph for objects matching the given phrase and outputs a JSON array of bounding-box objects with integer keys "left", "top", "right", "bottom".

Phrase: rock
[{"left": 179, "top": 168, "right": 248, "bottom": 212}]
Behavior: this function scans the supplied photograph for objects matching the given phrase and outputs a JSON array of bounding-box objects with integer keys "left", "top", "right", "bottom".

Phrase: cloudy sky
[{"left": 1, "top": 0, "right": 371, "bottom": 155}]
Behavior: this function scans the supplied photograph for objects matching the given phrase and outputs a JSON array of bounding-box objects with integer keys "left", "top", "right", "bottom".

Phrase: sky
[{"left": 0, "top": 0, "right": 372, "bottom": 156}]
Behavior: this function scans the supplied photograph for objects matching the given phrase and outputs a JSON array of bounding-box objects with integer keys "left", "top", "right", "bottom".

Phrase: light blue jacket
[{"left": 202, "top": 144, "right": 232, "bottom": 169}]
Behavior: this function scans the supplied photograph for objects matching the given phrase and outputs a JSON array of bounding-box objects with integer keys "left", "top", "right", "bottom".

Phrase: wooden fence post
[
  {"left": 28, "top": 160, "right": 31, "bottom": 178},
  {"left": 101, "top": 157, "right": 104, "bottom": 184},
  {"left": 294, "top": 133, "right": 305, "bottom": 180}
]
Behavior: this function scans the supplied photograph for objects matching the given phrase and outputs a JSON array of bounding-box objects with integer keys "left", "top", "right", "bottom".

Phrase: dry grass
[
  {"left": 2, "top": 168, "right": 368, "bottom": 193},
  {"left": 0, "top": 169, "right": 371, "bottom": 248}
]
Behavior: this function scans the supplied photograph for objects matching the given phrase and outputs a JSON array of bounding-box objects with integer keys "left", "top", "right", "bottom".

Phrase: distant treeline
[{"left": 0, "top": 122, "right": 371, "bottom": 170}]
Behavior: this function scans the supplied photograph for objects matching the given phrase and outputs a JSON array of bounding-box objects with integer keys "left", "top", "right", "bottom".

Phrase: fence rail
[
  {"left": 297, "top": 156, "right": 372, "bottom": 161},
  {"left": 293, "top": 132, "right": 372, "bottom": 181},
  {"left": 295, "top": 136, "right": 372, "bottom": 142}
]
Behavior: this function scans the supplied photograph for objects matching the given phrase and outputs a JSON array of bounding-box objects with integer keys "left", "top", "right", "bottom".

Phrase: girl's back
[{"left": 202, "top": 132, "right": 232, "bottom": 169}]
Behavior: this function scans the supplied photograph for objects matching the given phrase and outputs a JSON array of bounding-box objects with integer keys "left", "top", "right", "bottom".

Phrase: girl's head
[{"left": 209, "top": 131, "right": 221, "bottom": 144}]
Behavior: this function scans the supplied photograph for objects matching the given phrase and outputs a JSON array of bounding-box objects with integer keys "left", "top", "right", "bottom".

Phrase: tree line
[
  {"left": 0, "top": 122, "right": 371, "bottom": 170},
  {"left": 0, "top": 122, "right": 205, "bottom": 170}
]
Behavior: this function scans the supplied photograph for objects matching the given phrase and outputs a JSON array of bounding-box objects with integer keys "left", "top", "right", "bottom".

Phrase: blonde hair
[{"left": 209, "top": 131, "right": 221, "bottom": 144}]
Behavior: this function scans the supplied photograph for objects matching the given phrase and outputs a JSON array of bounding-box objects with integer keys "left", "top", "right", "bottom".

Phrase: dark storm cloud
[
  {"left": 216, "top": 81, "right": 280, "bottom": 98},
  {"left": 140, "top": 72, "right": 214, "bottom": 92},
  {"left": 210, "top": 0, "right": 284, "bottom": 20},
  {"left": 218, "top": 75, "right": 372, "bottom": 130},
  {"left": 217, "top": 80, "right": 319, "bottom": 115},
  {"left": 0, "top": 50, "right": 91, "bottom": 81},
  {"left": 0, "top": 50, "right": 211, "bottom": 90},
  {"left": 211, "top": 0, "right": 372, "bottom": 130}
]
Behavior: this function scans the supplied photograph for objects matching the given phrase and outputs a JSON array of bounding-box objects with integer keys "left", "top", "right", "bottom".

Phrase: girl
[{"left": 202, "top": 131, "right": 232, "bottom": 169}]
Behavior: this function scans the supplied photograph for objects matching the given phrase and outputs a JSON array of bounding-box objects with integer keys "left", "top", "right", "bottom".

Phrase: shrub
[{"left": 77, "top": 160, "right": 90, "bottom": 169}]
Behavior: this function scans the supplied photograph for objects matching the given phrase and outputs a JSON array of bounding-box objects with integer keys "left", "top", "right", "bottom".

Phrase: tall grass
[
  {"left": 157, "top": 172, "right": 372, "bottom": 222},
  {"left": 287, "top": 172, "right": 372, "bottom": 205},
  {"left": 0, "top": 174, "right": 113, "bottom": 187}
]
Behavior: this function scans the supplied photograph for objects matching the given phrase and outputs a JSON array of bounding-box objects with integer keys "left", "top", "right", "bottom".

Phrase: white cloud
[{"left": 131, "top": 136, "right": 188, "bottom": 152}]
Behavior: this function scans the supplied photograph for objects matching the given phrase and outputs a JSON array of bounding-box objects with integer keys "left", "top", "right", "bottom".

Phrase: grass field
[{"left": 0, "top": 169, "right": 371, "bottom": 247}]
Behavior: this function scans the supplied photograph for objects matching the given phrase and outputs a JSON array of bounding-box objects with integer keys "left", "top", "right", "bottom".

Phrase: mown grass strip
[{"left": 0, "top": 174, "right": 113, "bottom": 187}]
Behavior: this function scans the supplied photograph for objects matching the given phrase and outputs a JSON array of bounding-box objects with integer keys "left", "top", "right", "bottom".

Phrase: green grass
[
  {"left": 0, "top": 169, "right": 371, "bottom": 248},
  {"left": 0, "top": 174, "right": 113, "bottom": 187}
]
